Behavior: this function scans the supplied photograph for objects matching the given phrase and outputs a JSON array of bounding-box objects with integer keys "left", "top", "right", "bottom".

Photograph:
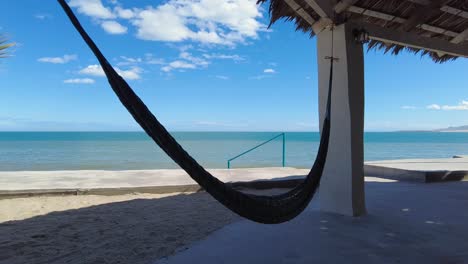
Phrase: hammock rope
[{"left": 58, "top": 0, "right": 334, "bottom": 224}]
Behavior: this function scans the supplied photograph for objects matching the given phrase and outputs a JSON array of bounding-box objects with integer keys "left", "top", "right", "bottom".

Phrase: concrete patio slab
[
  {"left": 156, "top": 180, "right": 468, "bottom": 264},
  {"left": 365, "top": 157, "right": 468, "bottom": 182}
]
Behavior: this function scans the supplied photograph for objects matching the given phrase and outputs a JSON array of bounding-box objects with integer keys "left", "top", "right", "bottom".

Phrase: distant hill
[
  {"left": 397, "top": 125, "right": 468, "bottom": 132},
  {"left": 434, "top": 125, "right": 468, "bottom": 132}
]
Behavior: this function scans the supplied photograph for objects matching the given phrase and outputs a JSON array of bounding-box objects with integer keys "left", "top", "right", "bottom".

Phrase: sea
[{"left": 0, "top": 132, "right": 467, "bottom": 171}]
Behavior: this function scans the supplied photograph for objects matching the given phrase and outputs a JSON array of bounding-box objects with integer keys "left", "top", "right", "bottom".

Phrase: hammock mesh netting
[{"left": 58, "top": 0, "right": 333, "bottom": 224}]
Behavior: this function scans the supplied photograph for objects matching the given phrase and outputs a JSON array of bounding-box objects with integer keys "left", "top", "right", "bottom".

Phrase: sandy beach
[
  {"left": 0, "top": 191, "right": 240, "bottom": 264},
  {"left": 0, "top": 168, "right": 309, "bottom": 264},
  {"left": 0, "top": 188, "right": 290, "bottom": 264}
]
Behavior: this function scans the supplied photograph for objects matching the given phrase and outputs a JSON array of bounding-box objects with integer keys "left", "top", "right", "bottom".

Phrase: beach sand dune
[{"left": 0, "top": 192, "right": 242, "bottom": 264}]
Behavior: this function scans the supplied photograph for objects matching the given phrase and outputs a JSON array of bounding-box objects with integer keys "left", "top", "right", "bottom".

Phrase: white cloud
[
  {"left": 427, "top": 100, "right": 468, "bottom": 111},
  {"left": 427, "top": 101, "right": 468, "bottom": 111},
  {"left": 116, "top": 50, "right": 244, "bottom": 74},
  {"left": 117, "top": 67, "right": 142, "bottom": 80},
  {"left": 179, "top": 52, "right": 209, "bottom": 66},
  {"left": 101, "top": 20, "right": 127, "bottom": 34},
  {"left": 118, "top": 56, "right": 143, "bottom": 66},
  {"left": 146, "top": 57, "right": 165, "bottom": 65},
  {"left": 161, "top": 51, "right": 209, "bottom": 72},
  {"left": 178, "top": 45, "right": 193, "bottom": 52},
  {"left": 129, "top": 0, "right": 265, "bottom": 45},
  {"left": 186, "top": 0, "right": 264, "bottom": 37},
  {"left": 401, "top": 105, "right": 417, "bottom": 110},
  {"left": 133, "top": 5, "right": 193, "bottom": 42},
  {"left": 427, "top": 104, "right": 441, "bottom": 110},
  {"left": 249, "top": 68, "right": 276, "bottom": 79},
  {"left": 114, "top": 6, "right": 135, "bottom": 19},
  {"left": 38, "top": 54, "right": 77, "bottom": 64},
  {"left": 161, "top": 60, "right": 197, "bottom": 72},
  {"left": 442, "top": 100, "right": 468, "bottom": 110},
  {"left": 35, "top": 14, "right": 52, "bottom": 20},
  {"left": 79, "top": 64, "right": 105, "bottom": 76},
  {"left": 69, "top": 0, "right": 115, "bottom": 19},
  {"left": 79, "top": 64, "right": 142, "bottom": 80},
  {"left": 202, "top": 53, "right": 245, "bottom": 61},
  {"left": 193, "top": 31, "right": 224, "bottom": 44},
  {"left": 144, "top": 53, "right": 166, "bottom": 65},
  {"left": 215, "top": 75, "right": 229, "bottom": 80},
  {"left": 63, "top": 78, "right": 95, "bottom": 84},
  {"left": 116, "top": 54, "right": 165, "bottom": 66},
  {"left": 68, "top": 0, "right": 266, "bottom": 46}
]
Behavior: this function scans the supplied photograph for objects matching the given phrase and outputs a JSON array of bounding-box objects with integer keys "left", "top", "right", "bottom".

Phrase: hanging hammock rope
[{"left": 58, "top": 0, "right": 334, "bottom": 224}]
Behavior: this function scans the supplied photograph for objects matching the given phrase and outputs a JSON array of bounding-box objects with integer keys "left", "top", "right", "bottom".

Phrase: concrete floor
[
  {"left": 157, "top": 180, "right": 468, "bottom": 264},
  {"left": 365, "top": 157, "right": 468, "bottom": 182},
  {"left": 366, "top": 157, "right": 468, "bottom": 171}
]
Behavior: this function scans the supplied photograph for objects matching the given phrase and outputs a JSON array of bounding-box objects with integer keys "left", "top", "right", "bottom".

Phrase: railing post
[{"left": 282, "top": 133, "right": 285, "bottom": 167}]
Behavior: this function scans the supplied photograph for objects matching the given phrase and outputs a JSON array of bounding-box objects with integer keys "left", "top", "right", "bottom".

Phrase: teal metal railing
[{"left": 227, "top": 133, "right": 285, "bottom": 169}]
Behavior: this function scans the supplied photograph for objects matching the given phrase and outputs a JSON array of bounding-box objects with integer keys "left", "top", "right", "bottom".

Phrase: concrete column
[{"left": 317, "top": 23, "right": 366, "bottom": 216}]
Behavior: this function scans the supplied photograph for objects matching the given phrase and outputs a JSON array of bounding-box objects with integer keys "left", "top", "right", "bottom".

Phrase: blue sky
[{"left": 0, "top": 0, "right": 467, "bottom": 132}]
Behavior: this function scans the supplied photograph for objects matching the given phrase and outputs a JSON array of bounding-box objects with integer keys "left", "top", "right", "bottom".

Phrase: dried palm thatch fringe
[
  {"left": 258, "top": 0, "right": 468, "bottom": 63},
  {"left": 366, "top": 40, "right": 458, "bottom": 63},
  {"left": 58, "top": 0, "right": 334, "bottom": 224},
  {"left": 258, "top": 0, "right": 320, "bottom": 38}
]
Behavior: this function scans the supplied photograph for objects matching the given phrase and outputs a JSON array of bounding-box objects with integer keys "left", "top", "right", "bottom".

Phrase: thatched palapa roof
[{"left": 258, "top": 0, "right": 468, "bottom": 62}]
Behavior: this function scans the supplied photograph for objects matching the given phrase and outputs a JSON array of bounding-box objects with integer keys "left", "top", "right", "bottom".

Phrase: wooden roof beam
[
  {"left": 334, "top": 0, "right": 359, "bottom": 14},
  {"left": 284, "top": 0, "right": 316, "bottom": 25},
  {"left": 356, "top": 21, "right": 468, "bottom": 58},
  {"left": 303, "top": 0, "right": 335, "bottom": 18},
  {"left": 407, "top": 0, "right": 468, "bottom": 20},
  {"left": 441, "top": 5, "right": 468, "bottom": 19},
  {"left": 284, "top": 0, "right": 331, "bottom": 34},
  {"left": 348, "top": 6, "right": 461, "bottom": 39},
  {"left": 451, "top": 28, "right": 468, "bottom": 44},
  {"left": 401, "top": 0, "right": 450, "bottom": 31}
]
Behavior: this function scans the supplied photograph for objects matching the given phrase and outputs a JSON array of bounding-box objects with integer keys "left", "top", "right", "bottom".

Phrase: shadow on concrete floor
[{"left": 158, "top": 181, "right": 468, "bottom": 264}]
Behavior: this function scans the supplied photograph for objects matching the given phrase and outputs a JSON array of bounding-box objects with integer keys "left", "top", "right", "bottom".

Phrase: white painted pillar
[{"left": 317, "top": 23, "right": 366, "bottom": 216}]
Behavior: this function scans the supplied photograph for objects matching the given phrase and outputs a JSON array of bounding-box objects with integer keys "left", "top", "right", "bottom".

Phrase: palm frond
[{"left": 0, "top": 39, "right": 14, "bottom": 58}]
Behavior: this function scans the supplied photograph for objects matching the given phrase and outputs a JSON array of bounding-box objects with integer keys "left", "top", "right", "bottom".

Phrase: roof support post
[{"left": 317, "top": 22, "right": 366, "bottom": 216}]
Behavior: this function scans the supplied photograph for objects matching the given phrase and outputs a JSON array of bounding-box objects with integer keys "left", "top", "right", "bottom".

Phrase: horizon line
[{"left": 0, "top": 130, "right": 443, "bottom": 133}]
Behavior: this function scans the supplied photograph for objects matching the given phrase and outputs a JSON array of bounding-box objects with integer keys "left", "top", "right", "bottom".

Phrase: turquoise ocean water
[{"left": 0, "top": 132, "right": 467, "bottom": 171}]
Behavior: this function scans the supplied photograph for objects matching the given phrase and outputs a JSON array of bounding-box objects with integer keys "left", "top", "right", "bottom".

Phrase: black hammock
[{"left": 58, "top": 0, "right": 333, "bottom": 224}]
